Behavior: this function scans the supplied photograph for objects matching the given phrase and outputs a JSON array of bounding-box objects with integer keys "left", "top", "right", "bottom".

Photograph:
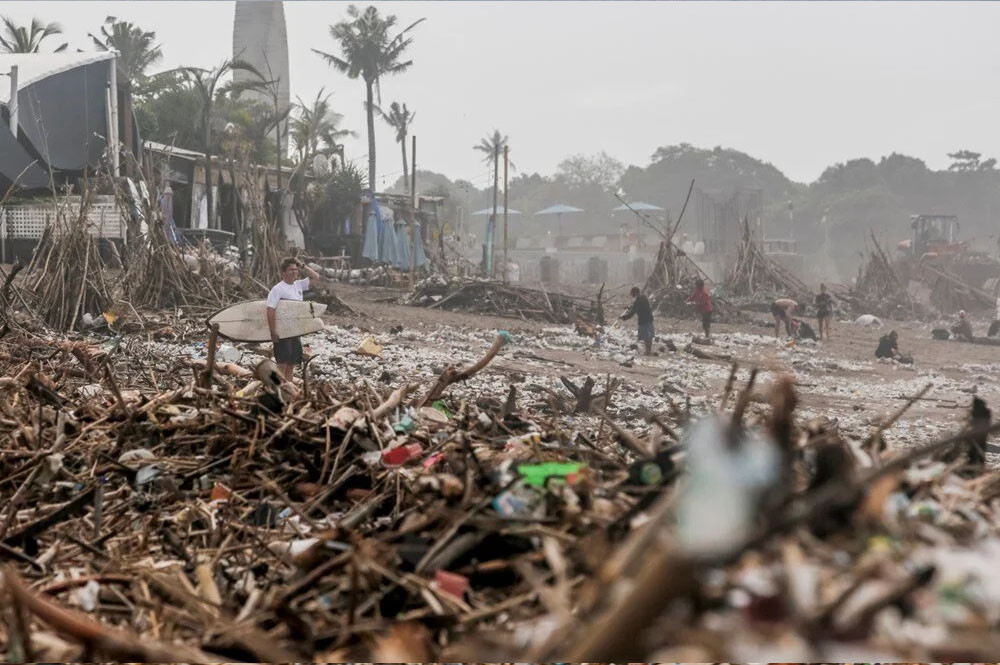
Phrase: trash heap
[
  {"left": 1, "top": 315, "right": 999, "bottom": 662},
  {"left": 405, "top": 276, "right": 604, "bottom": 324}
]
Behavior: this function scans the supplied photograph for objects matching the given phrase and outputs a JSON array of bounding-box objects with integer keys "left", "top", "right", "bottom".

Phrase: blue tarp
[
  {"left": 379, "top": 216, "right": 399, "bottom": 267},
  {"left": 361, "top": 193, "right": 428, "bottom": 269},
  {"left": 394, "top": 223, "right": 409, "bottom": 270},
  {"left": 485, "top": 215, "right": 495, "bottom": 274},
  {"left": 413, "top": 223, "right": 427, "bottom": 268},
  {"left": 362, "top": 211, "right": 379, "bottom": 260}
]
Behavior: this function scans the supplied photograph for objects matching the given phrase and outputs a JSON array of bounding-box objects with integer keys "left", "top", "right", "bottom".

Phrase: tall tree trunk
[
  {"left": 203, "top": 110, "right": 214, "bottom": 230},
  {"left": 275, "top": 98, "right": 282, "bottom": 190},
  {"left": 365, "top": 80, "right": 376, "bottom": 190},
  {"left": 401, "top": 135, "right": 409, "bottom": 196},
  {"left": 491, "top": 145, "right": 499, "bottom": 276}
]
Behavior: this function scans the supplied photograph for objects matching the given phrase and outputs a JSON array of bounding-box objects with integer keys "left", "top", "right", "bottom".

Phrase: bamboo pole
[
  {"left": 503, "top": 145, "right": 509, "bottom": 285},
  {"left": 490, "top": 145, "right": 499, "bottom": 277},
  {"left": 410, "top": 135, "right": 417, "bottom": 288}
]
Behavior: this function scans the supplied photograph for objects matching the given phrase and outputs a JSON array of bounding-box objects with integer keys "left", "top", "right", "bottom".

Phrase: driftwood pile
[
  {"left": 115, "top": 163, "right": 264, "bottom": 314},
  {"left": 844, "top": 234, "right": 921, "bottom": 319},
  {"left": 725, "top": 219, "right": 811, "bottom": 305},
  {"left": 405, "top": 277, "right": 604, "bottom": 325},
  {"left": 23, "top": 193, "right": 113, "bottom": 332},
  {"left": 923, "top": 261, "right": 997, "bottom": 314},
  {"left": 642, "top": 240, "right": 721, "bottom": 319},
  {"left": 1, "top": 317, "right": 999, "bottom": 660}
]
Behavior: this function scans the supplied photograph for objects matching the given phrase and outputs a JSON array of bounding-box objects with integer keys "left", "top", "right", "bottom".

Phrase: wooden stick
[
  {"left": 414, "top": 332, "right": 508, "bottom": 408},
  {"left": 3, "top": 566, "right": 219, "bottom": 663},
  {"left": 372, "top": 383, "right": 417, "bottom": 421},
  {"left": 199, "top": 323, "right": 219, "bottom": 390}
]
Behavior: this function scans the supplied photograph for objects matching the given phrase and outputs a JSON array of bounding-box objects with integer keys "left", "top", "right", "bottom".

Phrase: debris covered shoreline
[{"left": 2, "top": 285, "right": 1000, "bottom": 662}]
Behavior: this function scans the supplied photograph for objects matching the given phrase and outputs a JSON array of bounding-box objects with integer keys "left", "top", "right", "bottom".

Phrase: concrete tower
[{"left": 233, "top": 1, "right": 290, "bottom": 149}]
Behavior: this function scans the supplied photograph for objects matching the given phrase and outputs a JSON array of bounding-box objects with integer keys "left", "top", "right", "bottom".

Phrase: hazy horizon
[{"left": 3, "top": 1, "right": 998, "bottom": 189}]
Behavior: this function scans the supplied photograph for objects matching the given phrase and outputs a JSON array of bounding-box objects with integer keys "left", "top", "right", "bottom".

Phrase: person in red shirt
[{"left": 687, "top": 278, "right": 714, "bottom": 339}]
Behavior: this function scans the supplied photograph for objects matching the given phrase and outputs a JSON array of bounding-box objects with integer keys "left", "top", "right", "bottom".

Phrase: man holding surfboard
[{"left": 267, "top": 255, "right": 321, "bottom": 381}]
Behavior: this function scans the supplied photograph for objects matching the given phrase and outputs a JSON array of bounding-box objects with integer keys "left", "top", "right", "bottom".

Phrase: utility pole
[
  {"left": 410, "top": 135, "right": 417, "bottom": 287},
  {"left": 503, "top": 144, "right": 509, "bottom": 284},
  {"left": 490, "top": 145, "right": 499, "bottom": 278}
]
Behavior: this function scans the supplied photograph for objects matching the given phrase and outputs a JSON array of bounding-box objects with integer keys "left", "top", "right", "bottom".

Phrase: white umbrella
[
  {"left": 535, "top": 203, "right": 584, "bottom": 234},
  {"left": 612, "top": 201, "right": 664, "bottom": 212},
  {"left": 471, "top": 206, "right": 521, "bottom": 216}
]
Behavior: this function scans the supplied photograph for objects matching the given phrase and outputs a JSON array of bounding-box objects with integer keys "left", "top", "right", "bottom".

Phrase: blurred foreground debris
[{"left": 0, "top": 310, "right": 998, "bottom": 662}]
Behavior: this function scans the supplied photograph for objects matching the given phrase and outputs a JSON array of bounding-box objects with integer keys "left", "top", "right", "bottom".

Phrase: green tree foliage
[
  {"left": 289, "top": 88, "right": 351, "bottom": 166},
  {"left": 948, "top": 149, "right": 998, "bottom": 172},
  {"left": 296, "top": 161, "right": 366, "bottom": 248},
  {"left": 89, "top": 16, "right": 162, "bottom": 91},
  {"left": 555, "top": 151, "right": 624, "bottom": 190},
  {"left": 0, "top": 16, "right": 67, "bottom": 53},
  {"left": 134, "top": 77, "right": 204, "bottom": 149},
  {"left": 176, "top": 59, "right": 269, "bottom": 228},
  {"left": 314, "top": 5, "right": 423, "bottom": 192}
]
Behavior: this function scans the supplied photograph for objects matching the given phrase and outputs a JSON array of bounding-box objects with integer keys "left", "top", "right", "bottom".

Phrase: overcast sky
[{"left": 4, "top": 1, "right": 1000, "bottom": 189}]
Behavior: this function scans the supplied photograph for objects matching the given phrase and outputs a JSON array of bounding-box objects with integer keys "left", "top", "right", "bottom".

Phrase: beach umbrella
[
  {"left": 471, "top": 206, "right": 521, "bottom": 216},
  {"left": 612, "top": 201, "right": 665, "bottom": 212},
  {"left": 535, "top": 203, "right": 584, "bottom": 234}
]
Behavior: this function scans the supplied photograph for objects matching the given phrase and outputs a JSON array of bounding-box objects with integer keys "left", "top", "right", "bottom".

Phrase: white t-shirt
[{"left": 266, "top": 278, "right": 309, "bottom": 309}]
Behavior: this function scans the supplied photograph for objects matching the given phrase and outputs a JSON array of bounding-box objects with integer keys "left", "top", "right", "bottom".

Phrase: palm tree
[
  {"left": 179, "top": 59, "right": 268, "bottom": 229},
  {"left": 474, "top": 129, "right": 514, "bottom": 169},
  {"left": 89, "top": 16, "right": 161, "bottom": 86},
  {"left": 0, "top": 16, "right": 67, "bottom": 53},
  {"left": 290, "top": 88, "right": 351, "bottom": 167},
  {"left": 89, "top": 17, "right": 162, "bottom": 171},
  {"left": 474, "top": 129, "right": 515, "bottom": 213},
  {"left": 376, "top": 102, "right": 414, "bottom": 195},
  {"left": 313, "top": 5, "right": 423, "bottom": 191}
]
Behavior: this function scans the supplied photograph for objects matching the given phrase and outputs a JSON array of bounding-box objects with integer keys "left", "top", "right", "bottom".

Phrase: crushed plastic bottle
[
  {"left": 493, "top": 484, "right": 545, "bottom": 518},
  {"left": 674, "top": 415, "right": 781, "bottom": 557},
  {"left": 393, "top": 415, "right": 416, "bottom": 434}
]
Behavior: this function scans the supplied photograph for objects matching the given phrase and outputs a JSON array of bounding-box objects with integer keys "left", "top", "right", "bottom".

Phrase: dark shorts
[
  {"left": 701, "top": 311, "right": 713, "bottom": 327},
  {"left": 638, "top": 322, "right": 655, "bottom": 342},
  {"left": 273, "top": 336, "right": 303, "bottom": 365},
  {"left": 770, "top": 303, "right": 785, "bottom": 318},
  {"left": 817, "top": 309, "right": 832, "bottom": 319}
]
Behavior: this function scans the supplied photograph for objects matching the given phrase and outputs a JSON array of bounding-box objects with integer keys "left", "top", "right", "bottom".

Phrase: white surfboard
[{"left": 207, "top": 300, "right": 327, "bottom": 342}]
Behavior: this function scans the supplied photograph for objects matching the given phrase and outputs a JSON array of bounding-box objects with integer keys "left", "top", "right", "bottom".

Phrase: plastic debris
[
  {"left": 517, "top": 462, "right": 585, "bottom": 487},
  {"left": 434, "top": 570, "right": 470, "bottom": 599},
  {"left": 355, "top": 335, "right": 383, "bottom": 357},
  {"left": 382, "top": 443, "right": 423, "bottom": 466}
]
